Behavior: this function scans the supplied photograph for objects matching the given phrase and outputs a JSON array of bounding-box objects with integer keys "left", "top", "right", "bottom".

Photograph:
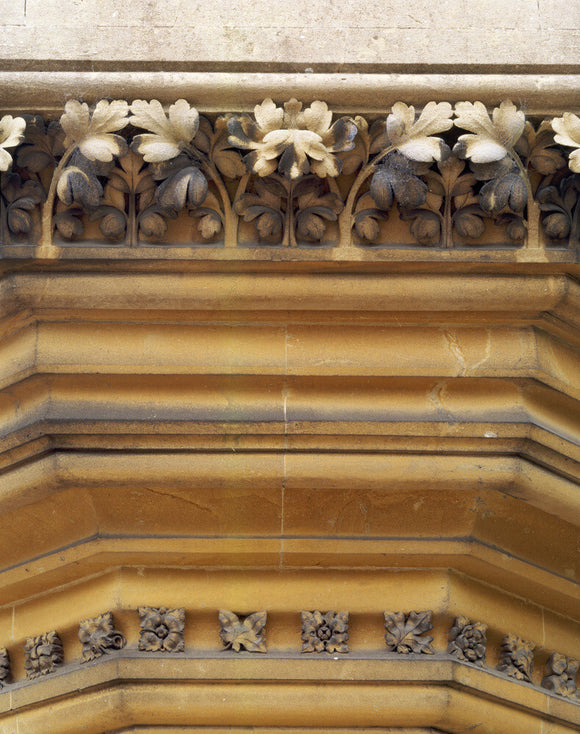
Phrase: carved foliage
[
  {"left": 541, "top": 653, "right": 580, "bottom": 699},
  {"left": 552, "top": 113, "right": 580, "bottom": 173},
  {"left": 497, "top": 634, "right": 535, "bottom": 682},
  {"left": 447, "top": 615, "right": 487, "bottom": 666},
  {"left": 384, "top": 611, "right": 434, "bottom": 654},
  {"left": 0, "top": 114, "right": 26, "bottom": 171},
  {"left": 218, "top": 610, "right": 267, "bottom": 653},
  {"left": 301, "top": 610, "right": 349, "bottom": 653},
  {"left": 78, "top": 612, "right": 126, "bottom": 662},
  {"left": 138, "top": 607, "right": 185, "bottom": 652},
  {"left": 24, "top": 631, "right": 64, "bottom": 679},
  {"left": 0, "top": 648, "right": 10, "bottom": 688}
]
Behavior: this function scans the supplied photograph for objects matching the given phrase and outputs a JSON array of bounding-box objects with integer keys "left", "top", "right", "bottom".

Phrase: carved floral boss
[{"left": 0, "top": 100, "right": 579, "bottom": 250}]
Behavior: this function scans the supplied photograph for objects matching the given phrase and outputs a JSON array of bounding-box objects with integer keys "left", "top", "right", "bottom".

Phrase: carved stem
[
  {"left": 200, "top": 158, "right": 235, "bottom": 247},
  {"left": 339, "top": 145, "right": 397, "bottom": 248},
  {"left": 570, "top": 194, "right": 580, "bottom": 250},
  {"left": 443, "top": 183, "right": 452, "bottom": 248},
  {"left": 232, "top": 172, "right": 250, "bottom": 245},
  {"left": 283, "top": 180, "right": 296, "bottom": 247},
  {"left": 39, "top": 145, "right": 76, "bottom": 251},
  {"left": 128, "top": 187, "right": 136, "bottom": 248},
  {"left": 0, "top": 183, "right": 7, "bottom": 245},
  {"left": 511, "top": 150, "right": 538, "bottom": 249}
]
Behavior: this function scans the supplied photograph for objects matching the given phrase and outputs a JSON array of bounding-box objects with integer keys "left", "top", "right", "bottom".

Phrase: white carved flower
[
  {"left": 0, "top": 115, "right": 26, "bottom": 171},
  {"left": 130, "top": 99, "right": 200, "bottom": 162},
  {"left": 60, "top": 100, "right": 129, "bottom": 162},
  {"left": 552, "top": 112, "right": 580, "bottom": 172},
  {"left": 454, "top": 100, "right": 526, "bottom": 162},
  {"left": 386, "top": 102, "right": 454, "bottom": 161},
  {"left": 227, "top": 98, "right": 357, "bottom": 180}
]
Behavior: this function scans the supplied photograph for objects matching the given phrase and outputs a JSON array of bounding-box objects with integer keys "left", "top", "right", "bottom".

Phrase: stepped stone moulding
[
  {"left": 78, "top": 612, "right": 127, "bottom": 662},
  {"left": 541, "top": 653, "right": 580, "bottom": 699},
  {"left": 497, "top": 633, "right": 535, "bottom": 682},
  {"left": 24, "top": 631, "right": 64, "bottom": 679},
  {"left": 138, "top": 607, "right": 185, "bottom": 653},
  {"left": 0, "top": 98, "right": 579, "bottom": 254},
  {"left": 301, "top": 610, "right": 349, "bottom": 653},
  {"left": 218, "top": 610, "right": 268, "bottom": 653},
  {"left": 447, "top": 615, "right": 487, "bottom": 666},
  {"left": 384, "top": 610, "right": 435, "bottom": 654}
]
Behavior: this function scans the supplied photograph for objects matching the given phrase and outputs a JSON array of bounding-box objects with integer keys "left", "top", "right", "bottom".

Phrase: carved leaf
[
  {"left": 218, "top": 610, "right": 267, "bottom": 653},
  {"left": 354, "top": 193, "right": 390, "bottom": 242},
  {"left": 516, "top": 120, "right": 566, "bottom": 175},
  {"left": 89, "top": 205, "right": 127, "bottom": 239},
  {"left": 384, "top": 610, "right": 434, "bottom": 654},
  {"left": 54, "top": 209, "right": 84, "bottom": 239},
  {"left": 386, "top": 101, "right": 453, "bottom": 162},
  {"left": 454, "top": 205, "right": 486, "bottom": 239},
  {"left": 454, "top": 100, "right": 525, "bottom": 162},
  {"left": 57, "top": 165, "right": 103, "bottom": 208},
  {"left": 480, "top": 171, "right": 527, "bottom": 214},
  {"left": 0, "top": 114, "right": 26, "bottom": 171},
  {"left": 139, "top": 209, "right": 168, "bottom": 239},
  {"left": 60, "top": 100, "right": 129, "bottom": 162},
  {"left": 209, "top": 116, "right": 246, "bottom": 178},
  {"left": 16, "top": 116, "right": 65, "bottom": 172},
  {"left": 552, "top": 112, "right": 580, "bottom": 172},
  {"left": 370, "top": 152, "right": 429, "bottom": 210},
  {"left": 131, "top": 99, "right": 200, "bottom": 162},
  {"left": 156, "top": 166, "right": 208, "bottom": 212},
  {"left": 338, "top": 115, "right": 369, "bottom": 175}
]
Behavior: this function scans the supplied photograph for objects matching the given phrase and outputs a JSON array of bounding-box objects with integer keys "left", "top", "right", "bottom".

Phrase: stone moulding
[{"left": 0, "top": 97, "right": 579, "bottom": 259}]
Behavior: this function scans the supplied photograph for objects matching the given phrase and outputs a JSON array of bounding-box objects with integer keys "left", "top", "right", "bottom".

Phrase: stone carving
[
  {"left": 447, "top": 615, "right": 487, "bottom": 666},
  {"left": 0, "top": 115, "right": 26, "bottom": 171},
  {"left": 0, "top": 98, "right": 579, "bottom": 251},
  {"left": 78, "top": 612, "right": 126, "bottom": 662},
  {"left": 218, "top": 610, "right": 267, "bottom": 653},
  {"left": 552, "top": 113, "right": 580, "bottom": 172},
  {"left": 24, "top": 631, "right": 64, "bottom": 679},
  {"left": 541, "top": 653, "right": 580, "bottom": 699},
  {"left": 497, "top": 634, "right": 535, "bottom": 682},
  {"left": 138, "top": 606, "right": 185, "bottom": 652},
  {"left": 384, "top": 610, "right": 434, "bottom": 654},
  {"left": 0, "top": 648, "right": 10, "bottom": 688},
  {"left": 301, "top": 610, "right": 349, "bottom": 653}
]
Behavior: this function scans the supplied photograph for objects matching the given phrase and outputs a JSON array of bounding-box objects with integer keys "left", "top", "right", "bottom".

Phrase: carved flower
[
  {"left": 453, "top": 100, "right": 526, "bottom": 163},
  {"left": 78, "top": 612, "right": 126, "bottom": 662},
  {"left": 138, "top": 606, "right": 185, "bottom": 652},
  {"left": 0, "top": 648, "right": 10, "bottom": 688},
  {"left": 227, "top": 98, "right": 357, "bottom": 180},
  {"left": 385, "top": 102, "right": 453, "bottom": 162},
  {"left": 542, "top": 652, "right": 580, "bottom": 699},
  {"left": 0, "top": 114, "right": 26, "bottom": 171},
  {"left": 552, "top": 112, "right": 580, "bottom": 172},
  {"left": 60, "top": 100, "right": 129, "bottom": 162},
  {"left": 448, "top": 615, "right": 487, "bottom": 665},
  {"left": 301, "top": 610, "right": 349, "bottom": 653},
  {"left": 497, "top": 633, "right": 535, "bottom": 682},
  {"left": 130, "top": 99, "right": 200, "bottom": 162}
]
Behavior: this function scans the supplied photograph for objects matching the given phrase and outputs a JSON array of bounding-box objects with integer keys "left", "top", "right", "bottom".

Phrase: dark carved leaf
[
  {"left": 88, "top": 206, "right": 126, "bottom": 239},
  {"left": 370, "top": 166, "right": 394, "bottom": 210},
  {"left": 139, "top": 209, "right": 167, "bottom": 238},
  {"left": 516, "top": 120, "right": 567, "bottom": 175},
  {"left": 408, "top": 210, "right": 441, "bottom": 244},
  {"left": 454, "top": 208, "right": 486, "bottom": 239},
  {"left": 57, "top": 166, "right": 103, "bottom": 208},
  {"left": 470, "top": 156, "right": 512, "bottom": 182},
  {"left": 156, "top": 166, "right": 208, "bottom": 212},
  {"left": 504, "top": 216, "right": 526, "bottom": 241},
  {"left": 7, "top": 206, "right": 32, "bottom": 234},
  {"left": 212, "top": 116, "right": 246, "bottom": 178},
  {"left": 197, "top": 212, "right": 222, "bottom": 239},
  {"left": 54, "top": 210, "right": 84, "bottom": 239},
  {"left": 296, "top": 212, "right": 327, "bottom": 241},
  {"left": 480, "top": 172, "right": 527, "bottom": 214},
  {"left": 544, "top": 212, "right": 570, "bottom": 239},
  {"left": 256, "top": 210, "right": 283, "bottom": 240},
  {"left": 354, "top": 209, "right": 388, "bottom": 241},
  {"left": 16, "top": 116, "right": 65, "bottom": 172}
]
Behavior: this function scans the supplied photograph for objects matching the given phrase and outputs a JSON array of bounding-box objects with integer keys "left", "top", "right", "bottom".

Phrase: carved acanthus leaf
[
  {"left": 60, "top": 100, "right": 129, "bottom": 162},
  {"left": 384, "top": 610, "right": 434, "bottom": 654},
  {"left": 131, "top": 99, "right": 200, "bottom": 162},
  {"left": 218, "top": 610, "right": 267, "bottom": 653},
  {"left": 497, "top": 633, "right": 535, "bottom": 682},
  {"left": 454, "top": 100, "right": 526, "bottom": 163},
  {"left": 386, "top": 101, "right": 453, "bottom": 162},
  {"left": 552, "top": 113, "right": 580, "bottom": 172},
  {"left": 0, "top": 114, "right": 26, "bottom": 171},
  {"left": 24, "top": 631, "right": 64, "bottom": 679}
]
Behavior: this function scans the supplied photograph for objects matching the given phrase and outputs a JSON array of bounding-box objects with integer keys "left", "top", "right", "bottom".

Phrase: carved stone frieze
[
  {"left": 497, "top": 634, "right": 535, "bottom": 682},
  {"left": 24, "top": 631, "right": 64, "bottom": 679},
  {"left": 218, "top": 610, "right": 267, "bottom": 653},
  {"left": 541, "top": 653, "right": 580, "bottom": 699},
  {"left": 301, "top": 610, "right": 349, "bottom": 653},
  {"left": 384, "top": 611, "right": 434, "bottom": 654},
  {"left": 78, "top": 612, "right": 126, "bottom": 662},
  {"left": 0, "top": 99, "right": 579, "bottom": 255},
  {"left": 447, "top": 616, "right": 487, "bottom": 666},
  {"left": 138, "top": 607, "right": 185, "bottom": 652},
  {"left": 0, "top": 648, "right": 10, "bottom": 688}
]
